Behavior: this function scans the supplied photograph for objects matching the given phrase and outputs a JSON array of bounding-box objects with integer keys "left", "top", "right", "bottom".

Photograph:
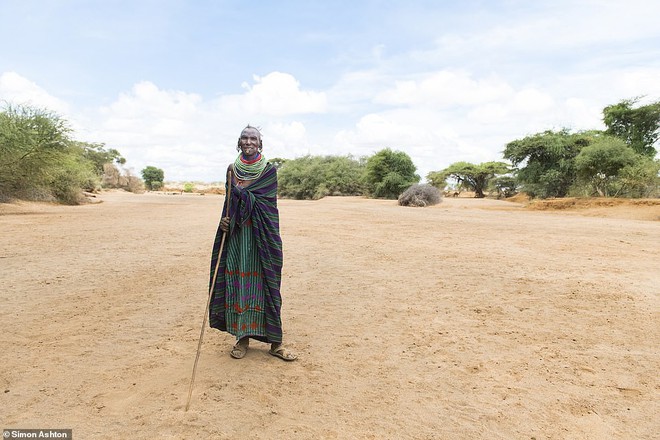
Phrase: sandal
[
  {"left": 230, "top": 339, "right": 249, "bottom": 359},
  {"left": 269, "top": 345, "right": 297, "bottom": 361}
]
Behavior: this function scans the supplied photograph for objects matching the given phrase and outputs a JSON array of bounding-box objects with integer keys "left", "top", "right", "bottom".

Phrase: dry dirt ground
[{"left": 1, "top": 192, "right": 658, "bottom": 439}]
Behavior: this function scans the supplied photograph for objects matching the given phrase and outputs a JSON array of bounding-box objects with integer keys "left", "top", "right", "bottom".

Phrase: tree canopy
[
  {"left": 277, "top": 155, "right": 365, "bottom": 200},
  {"left": 0, "top": 103, "right": 139, "bottom": 203},
  {"left": 3, "top": 96, "right": 657, "bottom": 203},
  {"left": 574, "top": 136, "right": 657, "bottom": 197},
  {"left": 79, "top": 141, "right": 125, "bottom": 175},
  {"left": 427, "top": 161, "right": 509, "bottom": 198},
  {"left": 141, "top": 166, "right": 165, "bottom": 190},
  {"left": 603, "top": 98, "right": 660, "bottom": 157},
  {"left": 0, "top": 104, "right": 98, "bottom": 203},
  {"left": 502, "top": 130, "right": 593, "bottom": 198},
  {"left": 363, "top": 148, "right": 420, "bottom": 199}
]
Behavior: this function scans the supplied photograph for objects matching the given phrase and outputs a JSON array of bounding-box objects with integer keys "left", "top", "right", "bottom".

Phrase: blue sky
[{"left": 1, "top": 0, "right": 659, "bottom": 182}]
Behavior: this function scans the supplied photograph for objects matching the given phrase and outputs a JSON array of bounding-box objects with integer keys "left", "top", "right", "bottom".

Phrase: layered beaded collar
[{"left": 233, "top": 152, "right": 267, "bottom": 181}]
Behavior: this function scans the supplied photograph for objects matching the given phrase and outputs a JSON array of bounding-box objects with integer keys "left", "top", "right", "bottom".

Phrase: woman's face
[{"left": 239, "top": 127, "right": 261, "bottom": 158}]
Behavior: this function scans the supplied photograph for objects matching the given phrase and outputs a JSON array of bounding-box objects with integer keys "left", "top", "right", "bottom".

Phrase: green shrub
[
  {"left": 278, "top": 155, "right": 365, "bottom": 200},
  {"left": 49, "top": 153, "right": 99, "bottom": 204},
  {"left": 364, "top": 149, "right": 420, "bottom": 199},
  {"left": 141, "top": 166, "right": 164, "bottom": 190}
]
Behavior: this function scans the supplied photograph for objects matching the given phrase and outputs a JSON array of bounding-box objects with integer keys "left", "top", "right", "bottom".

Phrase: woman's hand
[{"left": 220, "top": 216, "right": 230, "bottom": 232}]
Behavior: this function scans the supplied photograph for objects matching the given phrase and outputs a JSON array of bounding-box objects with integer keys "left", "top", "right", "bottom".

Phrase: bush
[
  {"left": 278, "top": 155, "right": 365, "bottom": 200},
  {"left": 0, "top": 104, "right": 71, "bottom": 201},
  {"left": 490, "top": 175, "right": 518, "bottom": 199},
  {"left": 398, "top": 184, "right": 442, "bottom": 207},
  {"left": 49, "top": 153, "right": 99, "bottom": 204},
  {"left": 364, "top": 148, "right": 420, "bottom": 199},
  {"left": 613, "top": 157, "right": 660, "bottom": 198},
  {"left": 125, "top": 175, "right": 144, "bottom": 193},
  {"left": 0, "top": 103, "right": 130, "bottom": 204}
]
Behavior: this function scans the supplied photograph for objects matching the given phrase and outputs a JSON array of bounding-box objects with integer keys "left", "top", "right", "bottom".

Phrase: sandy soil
[{"left": 1, "top": 192, "right": 658, "bottom": 439}]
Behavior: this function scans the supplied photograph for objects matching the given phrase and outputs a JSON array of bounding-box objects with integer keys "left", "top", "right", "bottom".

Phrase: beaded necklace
[{"left": 233, "top": 152, "right": 267, "bottom": 181}]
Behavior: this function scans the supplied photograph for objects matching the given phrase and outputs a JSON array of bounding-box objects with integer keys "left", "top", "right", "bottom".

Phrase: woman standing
[{"left": 209, "top": 125, "right": 296, "bottom": 361}]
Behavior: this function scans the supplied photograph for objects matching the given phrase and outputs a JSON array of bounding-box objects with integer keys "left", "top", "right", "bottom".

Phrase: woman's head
[{"left": 237, "top": 125, "right": 263, "bottom": 157}]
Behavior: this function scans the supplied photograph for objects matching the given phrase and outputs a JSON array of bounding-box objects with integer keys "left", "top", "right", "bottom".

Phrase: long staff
[{"left": 185, "top": 170, "right": 232, "bottom": 412}]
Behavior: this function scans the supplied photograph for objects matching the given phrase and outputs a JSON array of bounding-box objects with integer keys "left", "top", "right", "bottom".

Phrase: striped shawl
[{"left": 208, "top": 163, "right": 284, "bottom": 343}]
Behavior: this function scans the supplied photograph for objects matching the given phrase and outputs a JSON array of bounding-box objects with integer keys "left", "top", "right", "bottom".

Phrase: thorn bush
[{"left": 398, "top": 184, "right": 442, "bottom": 207}]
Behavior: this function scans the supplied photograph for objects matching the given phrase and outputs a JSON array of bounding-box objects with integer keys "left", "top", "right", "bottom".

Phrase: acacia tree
[
  {"left": 1, "top": 103, "right": 137, "bottom": 202},
  {"left": 427, "top": 161, "right": 509, "bottom": 198},
  {"left": 141, "top": 166, "right": 164, "bottom": 190},
  {"left": 503, "top": 129, "right": 594, "bottom": 198},
  {"left": 364, "top": 148, "right": 420, "bottom": 199},
  {"left": 79, "top": 141, "right": 126, "bottom": 175},
  {"left": 0, "top": 104, "right": 72, "bottom": 199},
  {"left": 0, "top": 103, "right": 100, "bottom": 203},
  {"left": 603, "top": 98, "right": 660, "bottom": 157}
]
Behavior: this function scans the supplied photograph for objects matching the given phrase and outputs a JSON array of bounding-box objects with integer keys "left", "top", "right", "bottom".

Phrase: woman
[{"left": 209, "top": 125, "right": 297, "bottom": 361}]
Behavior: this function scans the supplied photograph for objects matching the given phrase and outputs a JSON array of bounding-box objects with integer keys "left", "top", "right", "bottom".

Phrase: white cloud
[
  {"left": 0, "top": 71, "right": 70, "bottom": 114},
  {"left": 512, "top": 89, "right": 555, "bottom": 114},
  {"left": 375, "top": 70, "right": 513, "bottom": 108},
  {"left": 77, "top": 74, "right": 328, "bottom": 181},
  {"left": 79, "top": 81, "right": 224, "bottom": 181},
  {"left": 220, "top": 72, "right": 327, "bottom": 116},
  {"left": 332, "top": 63, "right": 660, "bottom": 181},
  {"left": 333, "top": 108, "right": 466, "bottom": 180},
  {"left": 262, "top": 121, "right": 310, "bottom": 157},
  {"left": 106, "top": 81, "right": 202, "bottom": 119}
]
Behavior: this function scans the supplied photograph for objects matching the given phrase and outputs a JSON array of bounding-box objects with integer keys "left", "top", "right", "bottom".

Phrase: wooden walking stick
[{"left": 185, "top": 170, "right": 232, "bottom": 412}]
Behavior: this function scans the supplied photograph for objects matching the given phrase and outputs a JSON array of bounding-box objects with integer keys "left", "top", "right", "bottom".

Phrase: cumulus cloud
[
  {"left": 219, "top": 72, "right": 327, "bottom": 116},
  {"left": 333, "top": 106, "right": 467, "bottom": 179},
  {"left": 262, "top": 121, "right": 310, "bottom": 157},
  {"left": 105, "top": 81, "right": 202, "bottom": 119},
  {"left": 78, "top": 74, "right": 327, "bottom": 181},
  {"left": 85, "top": 82, "right": 229, "bottom": 181},
  {"left": 0, "top": 71, "right": 70, "bottom": 114}
]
